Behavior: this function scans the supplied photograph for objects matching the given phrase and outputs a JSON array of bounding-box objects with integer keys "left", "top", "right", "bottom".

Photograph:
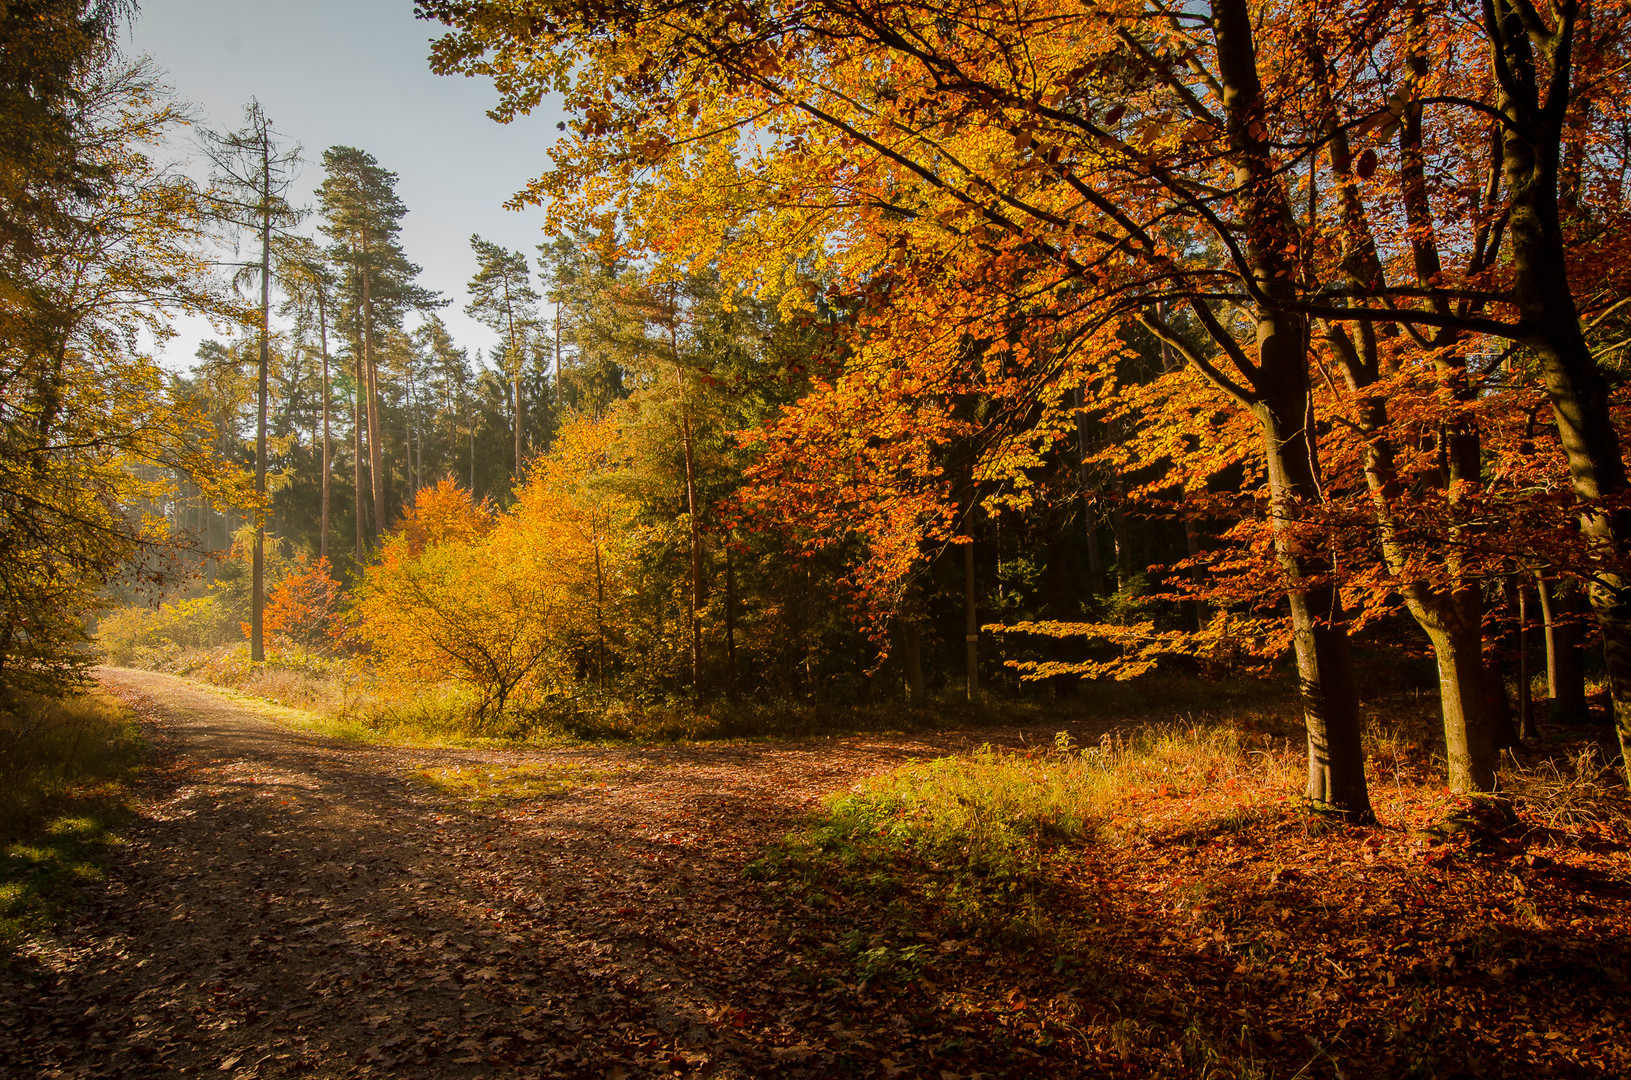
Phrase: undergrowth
[
  {"left": 752, "top": 725, "right": 1300, "bottom": 944},
  {"left": 749, "top": 713, "right": 1631, "bottom": 1078},
  {"left": 0, "top": 691, "right": 142, "bottom": 952}
]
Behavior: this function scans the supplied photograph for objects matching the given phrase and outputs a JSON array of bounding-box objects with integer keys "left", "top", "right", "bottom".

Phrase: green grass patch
[
  {"left": 413, "top": 762, "right": 609, "bottom": 805},
  {"left": 0, "top": 691, "right": 142, "bottom": 952},
  {"left": 752, "top": 724, "right": 1297, "bottom": 952}
]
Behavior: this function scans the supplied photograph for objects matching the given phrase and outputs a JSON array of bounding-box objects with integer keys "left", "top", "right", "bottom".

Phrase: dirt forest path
[{"left": 1, "top": 669, "right": 1113, "bottom": 1079}]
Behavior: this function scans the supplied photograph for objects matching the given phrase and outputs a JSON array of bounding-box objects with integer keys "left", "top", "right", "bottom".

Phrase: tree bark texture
[
  {"left": 1215, "top": 0, "right": 1373, "bottom": 820},
  {"left": 251, "top": 133, "right": 271, "bottom": 665}
]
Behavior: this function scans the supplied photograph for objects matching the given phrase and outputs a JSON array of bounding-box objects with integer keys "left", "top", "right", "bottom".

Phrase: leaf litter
[{"left": 0, "top": 668, "right": 1625, "bottom": 1079}]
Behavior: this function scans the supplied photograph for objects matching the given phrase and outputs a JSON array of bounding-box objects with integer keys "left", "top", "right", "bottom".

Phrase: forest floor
[
  {"left": 1, "top": 669, "right": 1120, "bottom": 1079},
  {"left": 2, "top": 669, "right": 1628, "bottom": 1079}
]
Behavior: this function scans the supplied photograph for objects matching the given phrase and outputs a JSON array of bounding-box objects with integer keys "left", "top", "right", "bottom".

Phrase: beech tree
[
  {"left": 421, "top": 0, "right": 1631, "bottom": 800},
  {"left": 419, "top": 0, "right": 1380, "bottom": 816}
]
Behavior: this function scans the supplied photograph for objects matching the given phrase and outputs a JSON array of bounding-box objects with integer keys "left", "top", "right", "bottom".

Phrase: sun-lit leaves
[
  {"left": 262, "top": 557, "right": 344, "bottom": 655},
  {"left": 351, "top": 418, "right": 640, "bottom": 719}
]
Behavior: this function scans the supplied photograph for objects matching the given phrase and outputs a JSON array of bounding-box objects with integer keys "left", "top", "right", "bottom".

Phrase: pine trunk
[
  {"left": 251, "top": 136, "right": 271, "bottom": 665},
  {"left": 361, "top": 261, "right": 386, "bottom": 543},
  {"left": 353, "top": 340, "right": 366, "bottom": 563},
  {"left": 318, "top": 288, "right": 331, "bottom": 566}
]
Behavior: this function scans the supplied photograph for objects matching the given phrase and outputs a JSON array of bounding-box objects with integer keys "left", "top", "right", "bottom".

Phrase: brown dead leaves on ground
[
  {"left": 2, "top": 669, "right": 1628, "bottom": 1079},
  {"left": 752, "top": 735, "right": 1631, "bottom": 1079}
]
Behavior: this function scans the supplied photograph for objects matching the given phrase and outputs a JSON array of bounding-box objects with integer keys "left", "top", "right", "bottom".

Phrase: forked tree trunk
[
  {"left": 1490, "top": 0, "right": 1631, "bottom": 780},
  {"left": 1213, "top": 0, "right": 1372, "bottom": 820},
  {"left": 1254, "top": 390, "right": 1372, "bottom": 819},
  {"left": 1311, "top": 22, "right": 1499, "bottom": 794}
]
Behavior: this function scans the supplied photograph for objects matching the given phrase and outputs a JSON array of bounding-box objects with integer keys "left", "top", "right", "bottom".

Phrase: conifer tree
[
  {"left": 203, "top": 101, "right": 301, "bottom": 663},
  {"left": 466, "top": 235, "right": 541, "bottom": 479},
  {"left": 317, "top": 146, "right": 438, "bottom": 543}
]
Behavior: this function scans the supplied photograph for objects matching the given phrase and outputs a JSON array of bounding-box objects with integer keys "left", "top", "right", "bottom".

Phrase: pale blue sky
[{"left": 128, "top": 0, "right": 562, "bottom": 370}]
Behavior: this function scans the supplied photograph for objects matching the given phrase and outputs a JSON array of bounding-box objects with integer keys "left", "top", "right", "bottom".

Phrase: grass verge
[
  {"left": 0, "top": 691, "right": 143, "bottom": 953},
  {"left": 750, "top": 714, "right": 1631, "bottom": 1079},
  {"left": 414, "top": 762, "right": 610, "bottom": 806}
]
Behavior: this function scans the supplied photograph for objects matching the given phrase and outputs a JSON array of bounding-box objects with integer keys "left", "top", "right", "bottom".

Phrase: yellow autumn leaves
[{"left": 351, "top": 416, "right": 638, "bottom": 720}]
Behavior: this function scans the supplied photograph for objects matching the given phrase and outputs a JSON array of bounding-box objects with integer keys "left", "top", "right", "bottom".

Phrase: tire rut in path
[{"left": 1, "top": 668, "right": 1055, "bottom": 1079}]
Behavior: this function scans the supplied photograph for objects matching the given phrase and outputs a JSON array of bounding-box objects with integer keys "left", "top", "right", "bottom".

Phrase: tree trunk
[
  {"left": 964, "top": 518, "right": 979, "bottom": 703},
  {"left": 1490, "top": 0, "right": 1631, "bottom": 780},
  {"left": 353, "top": 340, "right": 366, "bottom": 564},
  {"left": 361, "top": 261, "right": 386, "bottom": 542},
  {"left": 1072, "top": 386, "right": 1106, "bottom": 596},
  {"left": 724, "top": 535, "right": 739, "bottom": 704},
  {"left": 1106, "top": 439, "right": 1131, "bottom": 593},
  {"left": 317, "top": 287, "right": 331, "bottom": 566},
  {"left": 1537, "top": 574, "right": 1590, "bottom": 725},
  {"left": 901, "top": 618, "right": 925, "bottom": 704},
  {"left": 1208, "top": 0, "right": 1372, "bottom": 821},
  {"left": 513, "top": 360, "right": 524, "bottom": 478},
  {"left": 1312, "top": 22, "right": 1498, "bottom": 794},
  {"left": 680, "top": 401, "right": 703, "bottom": 699},
  {"left": 1257, "top": 399, "right": 1372, "bottom": 820},
  {"left": 1483, "top": 634, "right": 1520, "bottom": 753},
  {"left": 251, "top": 135, "right": 271, "bottom": 665},
  {"left": 594, "top": 540, "right": 608, "bottom": 691},
  {"left": 1183, "top": 514, "right": 1207, "bottom": 631},
  {"left": 1516, "top": 578, "right": 1539, "bottom": 741},
  {"left": 1414, "top": 617, "right": 1497, "bottom": 789}
]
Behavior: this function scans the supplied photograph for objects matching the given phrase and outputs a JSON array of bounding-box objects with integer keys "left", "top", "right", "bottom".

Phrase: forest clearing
[
  {"left": 7, "top": 0, "right": 1631, "bottom": 1076},
  {"left": 1, "top": 670, "right": 1627, "bottom": 1078}
]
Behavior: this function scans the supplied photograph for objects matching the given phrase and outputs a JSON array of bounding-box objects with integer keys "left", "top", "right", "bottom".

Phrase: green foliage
[
  {"left": 0, "top": 690, "right": 142, "bottom": 951},
  {"left": 97, "top": 595, "right": 237, "bottom": 668},
  {"left": 756, "top": 724, "right": 1297, "bottom": 939},
  {"left": 1, "top": 20, "right": 241, "bottom": 704}
]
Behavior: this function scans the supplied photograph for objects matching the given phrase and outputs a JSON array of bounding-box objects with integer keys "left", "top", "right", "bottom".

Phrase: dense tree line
[
  {"left": 413, "top": 0, "right": 1631, "bottom": 816},
  {"left": 9, "top": 2, "right": 1630, "bottom": 823}
]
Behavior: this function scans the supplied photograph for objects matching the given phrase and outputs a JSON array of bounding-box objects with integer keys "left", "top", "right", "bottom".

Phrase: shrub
[
  {"left": 263, "top": 556, "right": 343, "bottom": 654},
  {"left": 97, "top": 595, "right": 236, "bottom": 668}
]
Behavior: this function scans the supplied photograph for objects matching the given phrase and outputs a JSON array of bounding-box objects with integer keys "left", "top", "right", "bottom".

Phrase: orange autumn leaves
[{"left": 349, "top": 418, "right": 637, "bottom": 718}]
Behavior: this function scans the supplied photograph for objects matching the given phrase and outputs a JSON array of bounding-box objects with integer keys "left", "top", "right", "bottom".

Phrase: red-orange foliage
[{"left": 263, "top": 556, "right": 343, "bottom": 653}]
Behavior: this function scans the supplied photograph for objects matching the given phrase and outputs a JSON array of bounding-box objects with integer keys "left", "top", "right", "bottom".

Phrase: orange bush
[{"left": 263, "top": 556, "right": 343, "bottom": 653}]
